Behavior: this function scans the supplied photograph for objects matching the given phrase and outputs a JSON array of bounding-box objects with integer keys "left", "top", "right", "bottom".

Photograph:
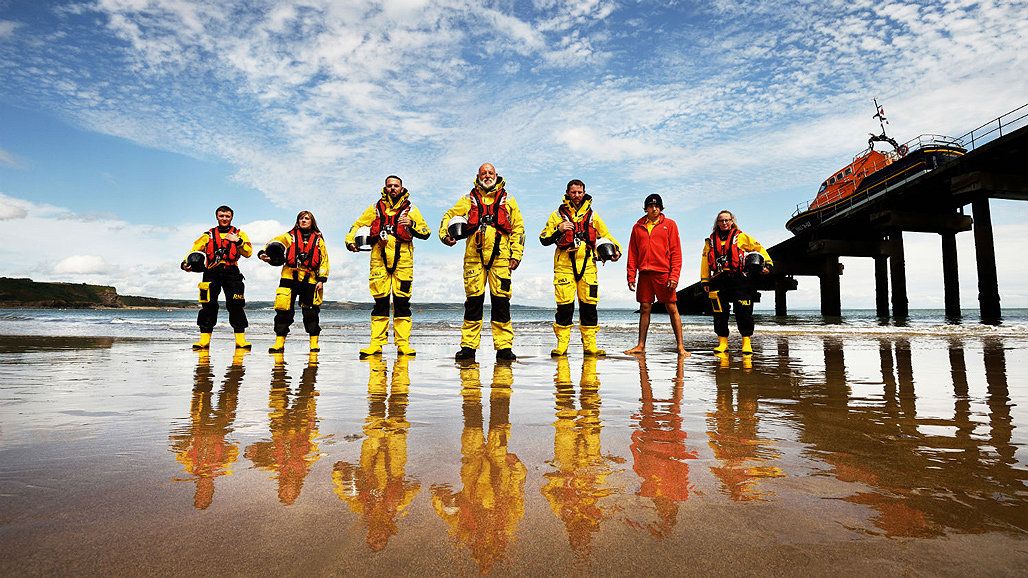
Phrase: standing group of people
[{"left": 182, "top": 163, "right": 773, "bottom": 359}]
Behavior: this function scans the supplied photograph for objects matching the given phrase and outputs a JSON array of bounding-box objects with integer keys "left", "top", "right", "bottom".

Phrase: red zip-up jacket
[{"left": 626, "top": 214, "right": 682, "bottom": 285}]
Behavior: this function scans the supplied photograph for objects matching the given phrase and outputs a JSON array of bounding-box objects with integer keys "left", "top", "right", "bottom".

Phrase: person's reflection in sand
[
  {"left": 170, "top": 349, "right": 245, "bottom": 509},
  {"left": 627, "top": 355, "right": 697, "bottom": 537},
  {"left": 541, "top": 357, "right": 624, "bottom": 554},
  {"left": 245, "top": 352, "right": 321, "bottom": 505},
  {"left": 431, "top": 361, "right": 527, "bottom": 574},
  {"left": 707, "top": 354, "right": 784, "bottom": 502},
  {"left": 333, "top": 355, "right": 420, "bottom": 552}
]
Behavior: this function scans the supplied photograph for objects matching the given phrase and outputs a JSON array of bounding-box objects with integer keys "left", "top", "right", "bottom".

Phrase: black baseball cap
[{"left": 644, "top": 193, "right": 663, "bottom": 209}]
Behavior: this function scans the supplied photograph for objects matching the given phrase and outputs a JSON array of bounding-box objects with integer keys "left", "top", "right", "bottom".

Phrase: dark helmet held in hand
[
  {"left": 594, "top": 238, "right": 617, "bottom": 262},
  {"left": 263, "top": 241, "right": 286, "bottom": 266},
  {"left": 185, "top": 251, "right": 206, "bottom": 272},
  {"left": 743, "top": 251, "right": 765, "bottom": 274}
]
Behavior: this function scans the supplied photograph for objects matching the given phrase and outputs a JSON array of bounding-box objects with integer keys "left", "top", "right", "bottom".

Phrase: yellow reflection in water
[
  {"left": 542, "top": 356, "right": 625, "bottom": 554},
  {"left": 332, "top": 355, "right": 420, "bottom": 552},
  {"left": 431, "top": 361, "right": 527, "bottom": 575},
  {"left": 170, "top": 350, "right": 244, "bottom": 509},
  {"left": 244, "top": 352, "right": 321, "bottom": 505},
  {"left": 706, "top": 357, "right": 785, "bottom": 502}
]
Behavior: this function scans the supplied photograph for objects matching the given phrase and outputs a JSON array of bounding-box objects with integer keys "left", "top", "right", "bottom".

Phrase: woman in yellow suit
[
  {"left": 539, "top": 179, "right": 621, "bottom": 356},
  {"left": 346, "top": 176, "right": 432, "bottom": 357},
  {"left": 260, "top": 211, "right": 330, "bottom": 353},
  {"left": 440, "top": 163, "right": 525, "bottom": 361},
  {"left": 700, "top": 210, "right": 772, "bottom": 354}
]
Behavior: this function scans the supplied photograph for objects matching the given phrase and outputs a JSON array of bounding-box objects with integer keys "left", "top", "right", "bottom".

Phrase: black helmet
[
  {"left": 594, "top": 238, "right": 617, "bottom": 262},
  {"left": 447, "top": 215, "right": 470, "bottom": 240},
  {"left": 353, "top": 226, "right": 374, "bottom": 251},
  {"left": 744, "top": 251, "right": 765, "bottom": 274},
  {"left": 185, "top": 251, "right": 206, "bottom": 272},
  {"left": 264, "top": 241, "right": 286, "bottom": 266}
]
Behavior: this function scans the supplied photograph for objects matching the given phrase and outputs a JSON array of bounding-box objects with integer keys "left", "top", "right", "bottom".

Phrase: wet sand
[{"left": 1, "top": 329, "right": 1027, "bottom": 577}]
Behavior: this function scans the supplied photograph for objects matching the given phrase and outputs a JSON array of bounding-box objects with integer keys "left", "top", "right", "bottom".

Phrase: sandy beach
[{"left": 1, "top": 309, "right": 1027, "bottom": 577}]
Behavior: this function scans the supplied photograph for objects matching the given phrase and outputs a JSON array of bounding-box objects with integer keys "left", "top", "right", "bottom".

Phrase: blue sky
[{"left": 2, "top": 0, "right": 1027, "bottom": 308}]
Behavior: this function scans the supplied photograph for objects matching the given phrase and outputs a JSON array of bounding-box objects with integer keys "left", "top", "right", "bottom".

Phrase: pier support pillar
[
  {"left": 889, "top": 232, "right": 909, "bottom": 318},
  {"left": 941, "top": 230, "right": 961, "bottom": 319},
  {"left": 819, "top": 257, "right": 841, "bottom": 317},
  {"left": 775, "top": 278, "right": 789, "bottom": 316},
  {"left": 874, "top": 256, "right": 889, "bottom": 318},
  {"left": 972, "top": 198, "right": 1002, "bottom": 320}
]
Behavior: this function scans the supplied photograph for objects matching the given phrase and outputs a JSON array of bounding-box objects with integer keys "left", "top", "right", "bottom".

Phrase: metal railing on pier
[{"left": 957, "top": 102, "right": 1028, "bottom": 151}]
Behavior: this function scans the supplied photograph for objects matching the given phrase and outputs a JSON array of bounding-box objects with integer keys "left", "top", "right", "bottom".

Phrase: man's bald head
[{"left": 477, "top": 163, "right": 497, "bottom": 189}]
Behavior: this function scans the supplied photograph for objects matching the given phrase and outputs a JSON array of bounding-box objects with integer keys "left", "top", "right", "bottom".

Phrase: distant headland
[
  {"left": 0, "top": 277, "right": 195, "bottom": 309},
  {"left": 0, "top": 277, "right": 471, "bottom": 310}
]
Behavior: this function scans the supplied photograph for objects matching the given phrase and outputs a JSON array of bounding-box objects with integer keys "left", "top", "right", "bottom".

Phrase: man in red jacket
[{"left": 624, "top": 194, "right": 689, "bottom": 356}]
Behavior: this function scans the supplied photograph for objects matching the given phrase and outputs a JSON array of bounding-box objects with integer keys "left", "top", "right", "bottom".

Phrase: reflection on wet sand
[
  {"left": 807, "top": 336, "right": 1028, "bottom": 537},
  {"left": 628, "top": 355, "right": 697, "bottom": 537},
  {"left": 169, "top": 350, "right": 245, "bottom": 509},
  {"left": 542, "top": 357, "right": 624, "bottom": 554},
  {"left": 333, "top": 356, "right": 420, "bottom": 551},
  {"left": 244, "top": 352, "right": 321, "bottom": 505},
  {"left": 708, "top": 354, "right": 786, "bottom": 502},
  {"left": 431, "top": 362, "right": 527, "bottom": 575}
]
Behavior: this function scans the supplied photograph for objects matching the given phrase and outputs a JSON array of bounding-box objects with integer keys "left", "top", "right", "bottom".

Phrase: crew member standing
[
  {"left": 539, "top": 179, "right": 621, "bottom": 356},
  {"left": 181, "top": 205, "right": 253, "bottom": 350},
  {"left": 624, "top": 194, "right": 688, "bottom": 356},
  {"left": 260, "top": 211, "right": 330, "bottom": 353},
  {"left": 440, "top": 163, "right": 525, "bottom": 361},
  {"left": 701, "top": 210, "right": 772, "bottom": 354},
  {"left": 346, "top": 175, "right": 432, "bottom": 357}
]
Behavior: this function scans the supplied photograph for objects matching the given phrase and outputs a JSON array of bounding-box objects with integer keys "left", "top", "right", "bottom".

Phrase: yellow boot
[
  {"left": 551, "top": 323, "right": 572, "bottom": 357},
  {"left": 309, "top": 335, "right": 320, "bottom": 352},
  {"left": 192, "top": 332, "right": 212, "bottom": 350},
  {"left": 714, "top": 336, "right": 728, "bottom": 353},
  {"left": 581, "top": 325, "right": 606, "bottom": 356},
  {"left": 360, "top": 316, "right": 389, "bottom": 357},
  {"left": 394, "top": 316, "right": 416, "bottom": 356},
  {"left": 234, "top": 332, "right": 252, "bottom": 350},
  {"left": 741, "top": 336, "right": 753, "bottom": 355},
  {"left": 268, "top": 335, "right": 285, "bottom": 353}
]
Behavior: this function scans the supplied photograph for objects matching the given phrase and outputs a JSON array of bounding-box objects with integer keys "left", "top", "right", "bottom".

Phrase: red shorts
[{"left": 636, "top": 270, "right": 677, "bottom": 304}]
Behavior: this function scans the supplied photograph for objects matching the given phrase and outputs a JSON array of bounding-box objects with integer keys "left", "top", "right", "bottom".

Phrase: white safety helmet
[
  {"left": 447, "top": 215, "right": 470, "bottom": 240},
  {"left": 353, "top": 226, "right": 374, "bottom": 251},
  {"left": 594, "top": 238, "right": 617, "bottom": 262}
]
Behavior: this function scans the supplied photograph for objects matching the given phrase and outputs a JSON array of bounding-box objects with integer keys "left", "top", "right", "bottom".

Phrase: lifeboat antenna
[{"left": 868, "top": 97, "right": 903, "bottom": 155}]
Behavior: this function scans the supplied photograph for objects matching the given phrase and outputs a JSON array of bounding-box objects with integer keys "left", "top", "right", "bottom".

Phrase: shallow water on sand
[{"left": 1, "top": 313, "right": 1027, "bottom": 576}]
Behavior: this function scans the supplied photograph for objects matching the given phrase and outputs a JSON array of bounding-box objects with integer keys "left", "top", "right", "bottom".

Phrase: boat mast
[{"left": 868, "top": 98, "right": 903, "bottom": 154}]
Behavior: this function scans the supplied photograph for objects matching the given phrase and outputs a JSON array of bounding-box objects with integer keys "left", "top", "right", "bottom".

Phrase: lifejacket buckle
[{"left": 480, "top": 213, "right": 495, "bottom": 226}]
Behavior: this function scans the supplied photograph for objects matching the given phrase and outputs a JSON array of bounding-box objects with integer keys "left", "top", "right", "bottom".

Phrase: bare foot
[
  {"left": 624, "top": 346, "right": 645, "bottom": 355},
  {"left": 677, "top": 349, "right": 691, "bottom": 357}
]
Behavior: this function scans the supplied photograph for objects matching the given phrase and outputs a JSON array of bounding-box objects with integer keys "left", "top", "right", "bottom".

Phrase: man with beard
[
  {"left": 440, "top": 163, "right": 525, "bottom": 361},
  {"left": 346, "top": 175, "right": 432, "bottom": 357},
  {"left": 539, "top": 179, "right": 621, "bottom": 356}
]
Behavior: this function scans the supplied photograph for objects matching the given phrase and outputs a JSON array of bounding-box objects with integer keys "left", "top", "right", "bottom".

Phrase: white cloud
[
  {"left": 0, "top": 20, "right": 20, "bottom": 39},
  {"left": 0, "top": 147, "right": 23, "bottom": 168},
  {"left": 53, "top": 255, "right": 109, "bottom": 275}
]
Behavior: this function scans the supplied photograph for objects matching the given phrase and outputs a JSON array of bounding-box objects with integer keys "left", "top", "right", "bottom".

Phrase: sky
[{"left": 2, "top": 0, "right": 1027, "bottom": 310}]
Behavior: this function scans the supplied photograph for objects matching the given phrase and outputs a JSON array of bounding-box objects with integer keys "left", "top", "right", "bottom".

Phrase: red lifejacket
[
  {"left": 369, "top": 199, "right": 413, "bottom": 242},
  {"left": 286, "top": 228, "right": 322, "bottom": 270},
  {"left": 555, "top": 206, "right": 596, "bottom": 250},
  {"left": 707, "top": 229, "right": 744, "bottom": 275},
  {"left": 204, "top": 227, "right": 239, "bottom": 267},
  {"left": 466, "top": 188, "right": 512, "bottom": 234}
]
